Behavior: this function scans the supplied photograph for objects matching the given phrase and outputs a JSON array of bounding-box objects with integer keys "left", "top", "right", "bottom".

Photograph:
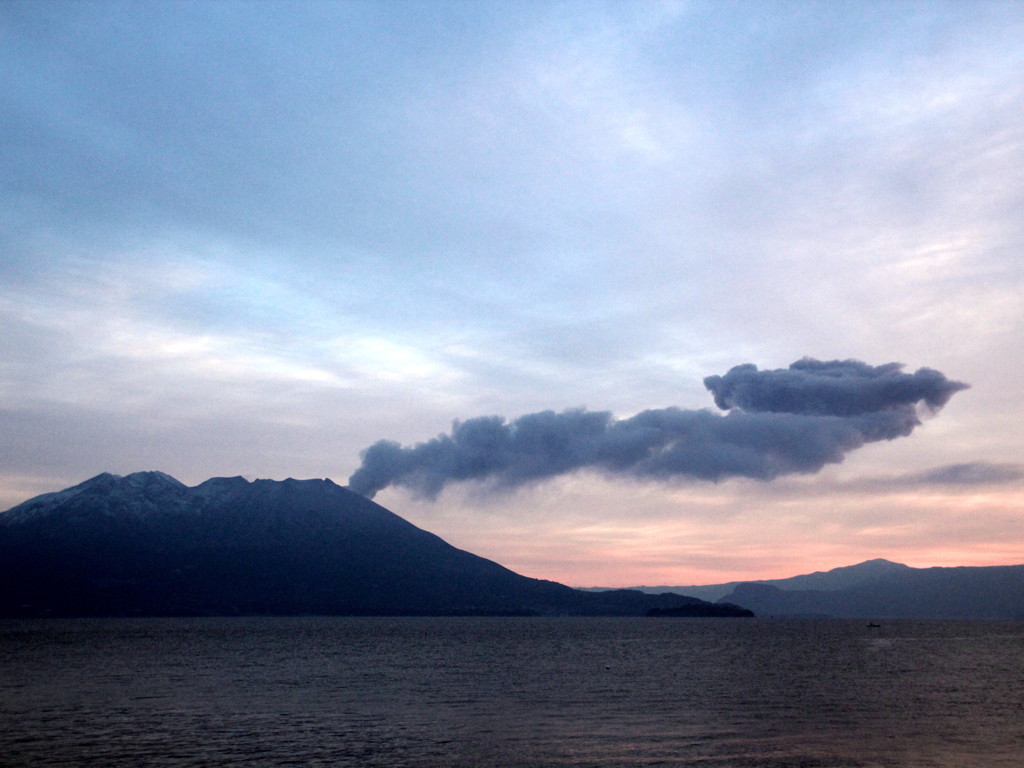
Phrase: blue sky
[{"left": 2, "top": 1, "right": 1022, "bottom": 585}]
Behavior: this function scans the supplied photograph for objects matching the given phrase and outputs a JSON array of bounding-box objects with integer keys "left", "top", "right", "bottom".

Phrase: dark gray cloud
[
  {"left": 910, "top": 462, "right": 1023, "bottom": 486},
  {"left": 703, "top": 358, "right": 968, "bottom": 416},
  {"left": 348, "top": 359, "right": 968, "bottom": 498}
]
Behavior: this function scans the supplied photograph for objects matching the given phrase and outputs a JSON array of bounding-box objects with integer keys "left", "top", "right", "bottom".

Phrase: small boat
[{"left": 867, "top": 622, "right": 881, "bottom": 628}]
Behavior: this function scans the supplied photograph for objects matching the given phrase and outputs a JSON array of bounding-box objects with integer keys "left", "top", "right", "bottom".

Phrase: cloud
[
  {"left": 703, "top": 358, "right": 969, "bottom": 416},
  {"left": 348, "top": 358, "right": 968, "bottom": 498},
  {"left": 902, "top": 462, "right": 1023, "bottom": 487}
]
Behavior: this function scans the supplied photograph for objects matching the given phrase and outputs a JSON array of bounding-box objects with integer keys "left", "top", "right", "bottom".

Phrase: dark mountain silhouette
[
  {"left": 718, "top": 564, "right": 1024, "bottom": 619},
  {"left": 617, "top": 558, "right": 914, "bottom": 602},
  {"left": 590, "top": 557, "right": 1024, "bottom": 619},
  {"left": 0, "top": 472, "right": 752, "bottom": 618}
]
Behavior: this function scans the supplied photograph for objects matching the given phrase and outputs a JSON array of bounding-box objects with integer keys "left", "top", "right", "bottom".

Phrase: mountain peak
[
  {"left": 1, "top": 471, "right": 193, "bottom": 526},
  {"left": 118, "top": 471, "right": 189, "bottom": 499},
  {"left": 193, "top": 475, "right": 251, "bottom": 496},
  {"left": 122, "top": 471, "right": 186, "bottom": 488},
  {"left": 847, "top": 561, "right": 905, "bottom": 573}
]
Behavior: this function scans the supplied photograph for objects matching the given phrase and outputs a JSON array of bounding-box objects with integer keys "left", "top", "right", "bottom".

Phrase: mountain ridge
[
  {"left": 719, "top": 563, "right": 1024, "bottom": 619},
  {"left": 605, "top": 558, "right": 915, "bottom": 602},
  {"left": 0, "top": 472, "right": 753, "bottom": 618},
  {"left": 589, "top": 558, "right": 1024, "bottom": 620}
]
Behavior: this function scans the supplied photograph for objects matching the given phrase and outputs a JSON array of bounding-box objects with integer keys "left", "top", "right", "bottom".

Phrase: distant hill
[
  {"left": 718, "top": 565, "right": 1024, "bottom": 619},
  {"left": 593, "top": 558, "right": 1024, "bottom": 619},
  {"left": 0, "top": 472, "right": 752, "bottom": 618},
  {"left": 614, "top": 558, "right": 915, "bottom": 603}
]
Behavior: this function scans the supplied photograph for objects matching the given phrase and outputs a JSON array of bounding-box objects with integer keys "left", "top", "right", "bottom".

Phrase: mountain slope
[
  {"left": 0, "top": 472, "right": 751, "bottom": 618},
  {"left": 593, "top": 557, "right": 1024, "bottom": 619},
  {"left": 718, "top": 564, "right": 1024, "bottom": 619},
  {"left": 603, "top": 558, "right": 915, "bottom": 602}
]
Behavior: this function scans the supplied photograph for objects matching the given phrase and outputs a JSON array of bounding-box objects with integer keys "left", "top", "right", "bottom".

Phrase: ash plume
[
  {"left": 703, "top": 358, "right": 966, "bottom": 416},
  {"left": 347, "top": 358, "right": 968, "bottom": 499}
]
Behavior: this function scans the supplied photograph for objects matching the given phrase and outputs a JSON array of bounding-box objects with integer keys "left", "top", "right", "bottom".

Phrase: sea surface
[{"left": 1, "top": 617, "right": 1022, "bottom": 767}]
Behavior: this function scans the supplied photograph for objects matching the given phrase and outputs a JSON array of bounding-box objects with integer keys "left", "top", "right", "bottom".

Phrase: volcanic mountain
[{"left": 0, "top": 472, "right": 752, "bottom": 618}]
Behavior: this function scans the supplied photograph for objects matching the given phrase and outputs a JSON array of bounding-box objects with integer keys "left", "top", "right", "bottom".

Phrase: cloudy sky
[{"left": 2, "top": 0, "right": 1022, "bottom": 587}]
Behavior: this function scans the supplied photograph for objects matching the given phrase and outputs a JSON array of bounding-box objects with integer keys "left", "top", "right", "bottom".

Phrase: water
[{"left": 1, "top": 617, "right": 1022, "bottom": 767}]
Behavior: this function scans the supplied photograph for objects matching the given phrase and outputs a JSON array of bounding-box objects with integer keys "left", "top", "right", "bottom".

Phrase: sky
[{"left": 2, "top": 0, "right": 1022, "bottom": 587}]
